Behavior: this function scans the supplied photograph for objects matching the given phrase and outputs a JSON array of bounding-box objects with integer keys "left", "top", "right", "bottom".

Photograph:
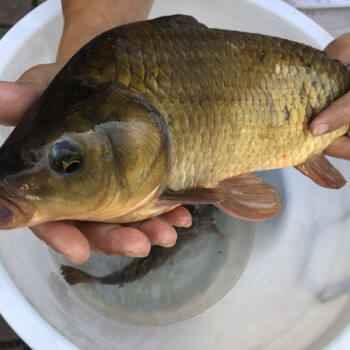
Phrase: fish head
[{"left": 0, "top": 78, "right": 171, "bottom": 229}]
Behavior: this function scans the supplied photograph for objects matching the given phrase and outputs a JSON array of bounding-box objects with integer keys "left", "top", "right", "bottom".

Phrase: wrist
[{"left": 57, "top": 0, "right": 153, "bottom": 61}]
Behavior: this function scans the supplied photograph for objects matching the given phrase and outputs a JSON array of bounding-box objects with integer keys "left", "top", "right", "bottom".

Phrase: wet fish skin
[
  {"left": 0, "top": 15, "right": 349, "bottom": 229},
  {"left": 61, "top": 244, "right": 186, "bottom": 286},
  {"left": 100, "top": 15, "right": 349, "bottom": 191},
  {"left": 61, "top": 205, "right": 220, "bottom": 286}
]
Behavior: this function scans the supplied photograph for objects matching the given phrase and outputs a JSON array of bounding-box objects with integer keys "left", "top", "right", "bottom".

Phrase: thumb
[
  {"left": 324, "top": 33, "right": 350, "bottom": 68},
  {"left": 309, "top": 34, "right": 350, "bottom": 137},
  {"left": 0, "top": 61, "right": 65, "bottom": 126}
]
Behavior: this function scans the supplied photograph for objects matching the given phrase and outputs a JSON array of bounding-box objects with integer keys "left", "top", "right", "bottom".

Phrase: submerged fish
[
  {"left": 61, "top": 205, "right": 219, "bottom": 285},
  {"left": 0, "top": 15, "right": 349, "bottom": 229}
]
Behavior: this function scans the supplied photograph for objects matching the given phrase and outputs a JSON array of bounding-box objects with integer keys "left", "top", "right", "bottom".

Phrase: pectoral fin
[
  {"left": 215, "top": 174, "right": 282, "bottom": 221},
  {"left": 159, "top": 188, "right": 224, "bottom": 204},
  {"left": 295, "top": 153, "right": 346, "bottom": 189},
  {"left": 160, "top": 173, "right": 282, "bottom": 221}
]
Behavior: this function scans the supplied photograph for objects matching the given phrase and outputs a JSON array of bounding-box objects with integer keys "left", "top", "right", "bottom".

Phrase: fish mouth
[{"left": 0, "top": 185, "right": 35, "bottom": 229}]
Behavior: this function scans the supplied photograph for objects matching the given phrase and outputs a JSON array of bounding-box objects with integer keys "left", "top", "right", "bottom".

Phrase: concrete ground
[{"left": 0, "top": 0, "right": 348, "bottom": 349}]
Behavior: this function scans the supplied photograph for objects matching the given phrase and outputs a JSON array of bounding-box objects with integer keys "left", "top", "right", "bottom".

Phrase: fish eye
[{"left": 49, "top": 140, "right": 84, "bottom": 176}]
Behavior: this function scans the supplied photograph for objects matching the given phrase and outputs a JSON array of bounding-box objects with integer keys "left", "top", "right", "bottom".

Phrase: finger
[
  {"left": 310, "top": 91, "right": 350, "bottom": 136},
  {"left": 157, "top": 205, "right": 192, "bottom": 227},
  {"left": 325, "top": 34, "right": 350, "bottom": 68},
  {"left": 0, "top": 62, "right": 65, "bottom": 126},
  {"left": 77, "top": 222, "right": 151, "bottom": 257},
  {"left": 16, "top": 62, "right": 65, "bottom": 93},
  {"left": 0, "top": 82, "right": 38, "bottom": 126},
  {"left": 128, "top": 219, "right": 178, "bottom": 247},
  {"left": 31, "top": 221, "right": 90, "bottom": 264},
  {"left": 324, "top": 135, "right": 350, "bottom": 160}
]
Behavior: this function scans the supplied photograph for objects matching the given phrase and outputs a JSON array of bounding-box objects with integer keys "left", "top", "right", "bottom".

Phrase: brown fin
[
  {"left": 215, "top": 174, "right": 282, "bottom": 221},
  {"left": 159, "top": 188, "right": 224, "bottom": 204},
  {"left": 294, "top": 153, "right": 346, "bottom": 189},
  {"left": 60, "top": 265, "right": 95, "bottom": 285},
  {"left": 158, "top": 15, "right": 208, "bottom": 29}
]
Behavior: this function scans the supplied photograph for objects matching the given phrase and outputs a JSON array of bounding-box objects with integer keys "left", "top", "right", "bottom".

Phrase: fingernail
[
  {"left": 123, "top": 250, "right": 149, "bottom": 258},
  {"left": 312, "top": 123, "right": 329, "bottom": 136},
  {"left": 183, "top": 220, "right": 192, "bottom": 228},
  {"left": 66, "top": 254, "right": 88, "bottom": 265},
  {"left": 152, "top": 240, "right": 176, "bottom": 248},
  {"left": 178, "top": 217, "right": 192, "bottom": 228}
]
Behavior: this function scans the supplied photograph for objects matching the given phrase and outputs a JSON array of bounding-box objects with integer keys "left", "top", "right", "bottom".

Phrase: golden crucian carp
[{"left": 0, "top": 15, "right": 349, "bottom": 230}]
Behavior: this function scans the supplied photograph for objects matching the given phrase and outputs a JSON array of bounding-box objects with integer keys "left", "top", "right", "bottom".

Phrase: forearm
[{"left": 57, "top": 0, "right": 154, "bottom": 61}]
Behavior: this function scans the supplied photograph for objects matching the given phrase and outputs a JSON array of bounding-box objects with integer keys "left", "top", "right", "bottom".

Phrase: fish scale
[{"left": 0, "top": 15, "right": 349, "bottom": 230}]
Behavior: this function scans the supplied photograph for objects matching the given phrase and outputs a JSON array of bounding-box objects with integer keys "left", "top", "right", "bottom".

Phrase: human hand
[
  {"left": 310, "top": 34, "right": 350, "bottom": 160},
  {"left": 0, "top": 0, "right": 192, "bottom": 264}
]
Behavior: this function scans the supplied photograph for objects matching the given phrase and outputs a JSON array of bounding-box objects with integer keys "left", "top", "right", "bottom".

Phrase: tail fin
[{"left": 60, "top": 265, "right": 95, "bottom": 285}]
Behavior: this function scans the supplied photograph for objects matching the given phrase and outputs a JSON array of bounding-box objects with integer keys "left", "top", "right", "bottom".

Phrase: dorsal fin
[{"left": 155, "top": 15, "right": 208, "bottom": 29}]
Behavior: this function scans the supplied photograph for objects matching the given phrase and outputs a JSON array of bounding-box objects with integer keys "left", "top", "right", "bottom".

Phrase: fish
[
  {"left": 61, "top": 205, "right": 220, "bottom": 285},
  {"left": 0, "top": 14, "right": 349, "bottom": 230}
]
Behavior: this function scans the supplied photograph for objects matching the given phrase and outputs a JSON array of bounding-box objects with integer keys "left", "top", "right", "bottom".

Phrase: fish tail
[{"left": 60, "top": 265, "right": 95, "bottom": 285}]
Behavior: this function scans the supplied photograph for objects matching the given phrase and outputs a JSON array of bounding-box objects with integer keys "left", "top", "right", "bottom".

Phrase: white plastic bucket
[{"left": 1, "top": 1, "right": 350, "bottom": 349}]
